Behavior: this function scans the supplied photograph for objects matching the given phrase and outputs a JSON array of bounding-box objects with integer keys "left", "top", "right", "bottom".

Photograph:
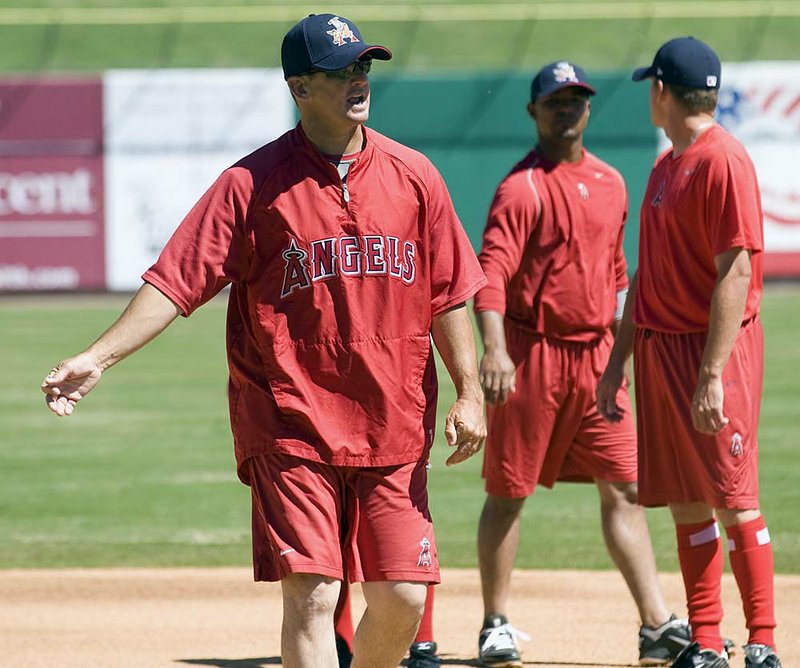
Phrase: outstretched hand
[
  {"left": 41, "top": 354, "right": 103, "bottom": 416},
  {"left": 444, "top": 396, "right": 486, "bottom": 466}
]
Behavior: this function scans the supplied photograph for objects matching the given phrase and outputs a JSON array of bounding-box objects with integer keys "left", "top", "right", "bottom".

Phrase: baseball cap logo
[
  {"left": 706, "top": 75, "right": 718, "bottom": 87},
  {"left": 553, "top": 61, "right": 579, "bottom": 84},
  {"left": 326, "top": 16, "right": 360, "bottom": 47}
]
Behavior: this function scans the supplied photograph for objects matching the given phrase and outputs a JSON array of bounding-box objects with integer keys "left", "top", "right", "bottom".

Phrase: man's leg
[
  {"left": 670, "top": 502, "right": 725, "bottom": 654},
  {"left": 478, "top": 494, "right": 526, "bottom": 617},
  {"left": 718, "top": 508, "right": 778, "bottom": 653},
  {"left": 351, "top": 580, "right": 427, "bottom": 668},
  {"left": 281, "top": 573, "right": 341, "bottom": 668},
  {"left": 596, "top": 479, "right": 671, "bottom": 627}
]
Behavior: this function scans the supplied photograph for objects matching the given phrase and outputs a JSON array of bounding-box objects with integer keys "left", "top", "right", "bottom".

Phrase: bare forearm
[
  {"left": 431, "top": 304, "right": 482, "bottom": 400},
  {"left": 475, "top": 309, "right": 507, "bottom": 354},
  {"left": 608, "top": 272, "right": 638, "bottom": 366},
  {"left": 700, "top": 250, "right": 751, "bottom": 380},
  {"left": 86, "top": 283, "right": 182, "bottom": 370}
]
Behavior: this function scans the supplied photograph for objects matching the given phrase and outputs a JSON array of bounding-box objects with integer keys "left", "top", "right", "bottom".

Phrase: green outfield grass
[
  {"left": 1, "top": 285, "right": 798, "bottom": 572},
  {"left": 0, "top": 1, "right": 799, "bottom": 72}
]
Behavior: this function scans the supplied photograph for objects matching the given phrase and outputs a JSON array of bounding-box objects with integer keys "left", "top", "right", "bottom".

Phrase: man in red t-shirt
[
  {"left": 598, "top": 37, "right": 780, "bottom": 668},
  {"left": 474, "top": 61, "right": 688, "bottom": 667},
  {"left": 41, "top": 13, "right": 487, "bottom": 668}
]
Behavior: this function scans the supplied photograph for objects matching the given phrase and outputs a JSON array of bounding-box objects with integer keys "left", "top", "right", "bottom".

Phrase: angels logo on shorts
[
  {"left": 730, "top": 432, "right": 744, "bottom": 457},
  {"left": 553, "top": 61, "right": 579, "bottom": 83},
  {"left": 326, "top": 17, "right": 360, "bottom": 47},
  {"left": 417, "top": 537, "right": 432, "bottom": 568}
]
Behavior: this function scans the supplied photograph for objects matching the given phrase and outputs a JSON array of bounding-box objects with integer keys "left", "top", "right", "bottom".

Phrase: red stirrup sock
[
  {"left": 676, "top": 520, "right": 724, "bottom": 653},
  {"left": 726, "top": 515, "right": 777, "bottom": 649},
  {"left": 414, "top": 584, "right": 436, "bottom": 643},
  {"left": 333, "top": 580, "right": 354, "bottom": 652}
]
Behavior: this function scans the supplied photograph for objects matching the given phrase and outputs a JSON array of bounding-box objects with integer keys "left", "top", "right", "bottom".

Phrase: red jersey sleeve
[
  {"left": 143, "top": 166, "right": 254, "bottom": 316},
  {"left": 474, "top": 172, "right": 541, "bottom": 314},
  {"left": 704, "top": 149, "right": 764, "bottom": 257},
  {"left": 424, "top": 165, "right": 487, "bottom": 315}
]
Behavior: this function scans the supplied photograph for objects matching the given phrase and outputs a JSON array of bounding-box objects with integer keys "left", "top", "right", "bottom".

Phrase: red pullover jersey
[
  {"left": 635, "top": 125, "right": 764, "bottom": 333},
  {"left": 144, "top": 125, "right": 486, "bottom": 470},
  {"left": 474, "top": 149, "right": 629, "bottom": 341}
]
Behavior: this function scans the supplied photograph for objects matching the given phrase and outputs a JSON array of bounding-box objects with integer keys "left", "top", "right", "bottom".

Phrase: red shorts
[
  {"left": 242, "top": 453, "right": 440, "bottom": 583},
  {"left": 483, "top": 323, "right": 637, "bottom": 498},
  {"left": 634, "top": 317, "right": 763, "bottom": 509}
]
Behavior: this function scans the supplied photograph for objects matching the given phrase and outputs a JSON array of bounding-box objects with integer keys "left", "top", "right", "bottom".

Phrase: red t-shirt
[
  {"left": 474, "top": 148, "right": 629, "bottom": 341},
  {"left": 635, "top": 125, "right": 764, "bottom": 332},
  {"left": 143, "top": 125, "right": 486, "bottom": 469}
]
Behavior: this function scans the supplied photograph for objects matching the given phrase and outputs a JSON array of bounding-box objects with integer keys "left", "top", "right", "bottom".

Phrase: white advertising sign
[
  {"left": 104, "top": 69, "right": 294, "bottom": 290},
  {"left": 718, "top": 62, "right": 800, "bottom": 276}
]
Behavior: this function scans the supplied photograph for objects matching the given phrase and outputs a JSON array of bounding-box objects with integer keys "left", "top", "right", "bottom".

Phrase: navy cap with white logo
[
  {"left": 530, "top": 60, "right": 596, "bottom": 102},
  {"left": 281, "top": 13, "right": 392, "bottom": 79},
  {"left": 632, "top": 36, "right": 721, "bottom": 89}
]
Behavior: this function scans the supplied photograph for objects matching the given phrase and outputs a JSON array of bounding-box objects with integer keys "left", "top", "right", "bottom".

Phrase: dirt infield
[{"left": 2, "top": 568, "right": 797, "bottom": 667}]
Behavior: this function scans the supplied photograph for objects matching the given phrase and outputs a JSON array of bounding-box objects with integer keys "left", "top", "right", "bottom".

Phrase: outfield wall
[{"left": 1, "top": 67, "right": 798, "bottom": 291}]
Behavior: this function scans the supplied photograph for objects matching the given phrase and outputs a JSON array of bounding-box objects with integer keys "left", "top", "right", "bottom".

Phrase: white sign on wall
[
  {"left": 104, "top": 69, "right": 294, "bottom": 290},
  {"left": 717, "top": 62, "right": 800, "bottom": 276}
]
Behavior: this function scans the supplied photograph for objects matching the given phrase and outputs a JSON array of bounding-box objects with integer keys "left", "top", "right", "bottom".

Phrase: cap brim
[
  {"left": 314, "top": 44, "right": 392, "bottom": 71},
  {"left": 533, "top": 81, "right": 596, "bottom": 102},
  {"left": 631, "top": 66, "right": 655, "bottom": 82}
]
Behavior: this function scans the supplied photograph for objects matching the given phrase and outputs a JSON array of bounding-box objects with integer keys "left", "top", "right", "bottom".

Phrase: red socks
[
  {"left": 415, "top": 585, "right": 436, "bottom": 643},
  {"left": 726, "top": 515, "right": 777, "bottom": 648},
  {"left": 676, "top": 520, "right": 725, "bottom": 653},
  {"left": 334, "top": 580, "right": 354, "bottom": 652}
]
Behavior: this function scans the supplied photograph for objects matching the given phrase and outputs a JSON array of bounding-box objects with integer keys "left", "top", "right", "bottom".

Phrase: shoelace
[{"left": 481, "top": 623, "right": 531, "bottom": 652}]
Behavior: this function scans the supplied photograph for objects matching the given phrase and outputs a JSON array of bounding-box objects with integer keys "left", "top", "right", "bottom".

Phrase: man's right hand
[
  {"left": 41, "top": 354, "right": 103, "bottom": 416},
  {"left": 479, "top": 348, "right": 516, "bottom": 405}
]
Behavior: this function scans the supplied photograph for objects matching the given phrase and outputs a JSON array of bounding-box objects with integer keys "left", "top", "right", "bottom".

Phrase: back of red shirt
[
  {"left": 474, "top": 149, "right": 629, "bottom": 341},
  {"left": 635, "top": 126, "right": 764, "bottom": 332}
]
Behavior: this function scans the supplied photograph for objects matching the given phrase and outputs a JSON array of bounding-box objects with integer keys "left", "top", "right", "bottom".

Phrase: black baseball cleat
[
  {"left": 743, "top": 643, "right": 782, "bottom": 668},
  {"left": 669, "top": 642, "right": 729, "bottom": 668},
  {"left": 407, "top": 640, "right": 442, "bottom": 668},
  {"left": 478, "top": 614, "right": 529, "bottom": 667},
  {"left": 639, "top": 614, "right": 691, "bottom": 665}
]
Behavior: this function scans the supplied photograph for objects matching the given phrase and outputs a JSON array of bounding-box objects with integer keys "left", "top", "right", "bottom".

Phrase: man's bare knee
[
  {"left": 281, "top": 574, "right": 340, "bottom": 621},
  {"left": 597, "top": 479, "right": 640, "bottom": 508},
  {"left": 484, "top": 494, "right": 526, "bottom": 518}
]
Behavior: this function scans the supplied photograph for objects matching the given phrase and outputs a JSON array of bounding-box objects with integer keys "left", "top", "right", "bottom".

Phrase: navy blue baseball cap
[
  {"left": 632, "top": 37, "right": 721, "bottom": 89},
  {"left": 281, "top": 13, "right": 392, "bottom": 79},
  {"left": 530, "top": 60, "right": 596, "bottom": 102}
]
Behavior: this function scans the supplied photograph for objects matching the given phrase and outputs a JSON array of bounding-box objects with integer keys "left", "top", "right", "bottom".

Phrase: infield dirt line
[{"left": 1, "top": 567, "right": 797, "bottom": 667}]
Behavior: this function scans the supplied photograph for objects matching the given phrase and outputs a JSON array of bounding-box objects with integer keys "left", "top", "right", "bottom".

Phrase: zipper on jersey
[{"left": 342, "top": 180, "right": 350, "bottom": 205}]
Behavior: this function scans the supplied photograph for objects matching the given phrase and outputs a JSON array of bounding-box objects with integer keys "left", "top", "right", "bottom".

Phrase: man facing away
[
  {"left": 598, "top": 37, "right": 781, "bottom": 668},
  {"left": 473, "top": 61, "right": 690, "bottom": 667},
  {"left": 41, "top": 13, "right": 487, "bottom": 668}
]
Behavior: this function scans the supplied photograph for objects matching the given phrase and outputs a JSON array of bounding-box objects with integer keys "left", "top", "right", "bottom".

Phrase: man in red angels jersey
[
  {"left": 40, "top": 13, "right": 486, "bottom": 668},
  {"left": 474, "top": 61, "right": 689, "bottom": 667},
  {"left": 598, "top": 37, "right": 780, "bottom": 668}
]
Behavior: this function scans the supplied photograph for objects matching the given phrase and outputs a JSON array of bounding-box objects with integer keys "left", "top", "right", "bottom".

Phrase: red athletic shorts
[
  {"left": 483, "top": 323, "right": 637, "bottom": 498},
  {"left": 242, "top": 453, "right": 440, "bottom": 583},
  {"left": 634, "top": 317, "right": 763, "bottom": 509}
]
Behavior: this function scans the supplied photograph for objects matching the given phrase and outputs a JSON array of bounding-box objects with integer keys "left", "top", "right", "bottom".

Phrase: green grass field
[
  {"left": 1, "top": 0, "right": 799, "bottom": 72},
  {"left": 1, "top": 285, "right": 798, "bottom": 572}
]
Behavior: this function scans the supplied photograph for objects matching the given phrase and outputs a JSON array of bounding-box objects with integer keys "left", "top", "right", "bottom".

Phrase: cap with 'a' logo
[
  {"left": 632, "top": 36, "right": 721, "bottom": 89},
  {"left": 281, "top": 13, "right": 392, "bottom": 79},
  {"left": 530, "top": 60, "right": 596, "bottom": 102}
]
